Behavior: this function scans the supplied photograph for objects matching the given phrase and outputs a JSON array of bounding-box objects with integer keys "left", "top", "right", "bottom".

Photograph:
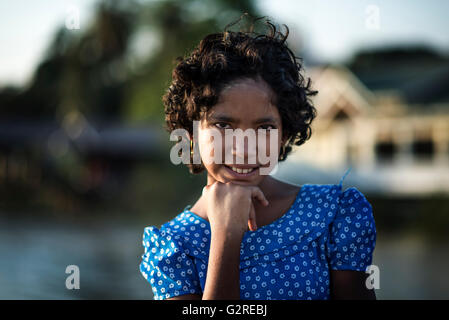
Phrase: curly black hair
[{"left": 163, "top": 17, "right": 318, "bottom": 174}]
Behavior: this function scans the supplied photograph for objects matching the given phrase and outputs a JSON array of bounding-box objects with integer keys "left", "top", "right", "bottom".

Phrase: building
[{"left": 277, "top": 65, "right": 449, "bottom": 196}]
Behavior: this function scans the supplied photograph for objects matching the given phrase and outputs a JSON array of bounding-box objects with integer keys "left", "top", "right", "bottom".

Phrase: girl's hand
[{"left": 202, "top": 181, "right": 269, "bottom": 236}]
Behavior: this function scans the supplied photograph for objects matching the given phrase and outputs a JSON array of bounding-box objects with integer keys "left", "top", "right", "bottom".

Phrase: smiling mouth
[{"left": 224, "top": 165, "right": 259, "bottom": 174}]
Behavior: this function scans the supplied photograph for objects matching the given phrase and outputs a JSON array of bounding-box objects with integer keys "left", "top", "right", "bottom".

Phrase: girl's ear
[{"left": 280, "top": 135, "right": 287, "bottom": 147}]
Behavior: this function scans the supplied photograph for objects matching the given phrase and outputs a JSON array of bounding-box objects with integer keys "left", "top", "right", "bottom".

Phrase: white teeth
[{"left": 230, "top": 167, "right": 254, "bottom": 174}]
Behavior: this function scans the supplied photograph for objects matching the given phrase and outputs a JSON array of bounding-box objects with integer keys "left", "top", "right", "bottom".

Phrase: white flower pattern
[{"left": 139, "top": 175, "right": 376, "bottom": 300}]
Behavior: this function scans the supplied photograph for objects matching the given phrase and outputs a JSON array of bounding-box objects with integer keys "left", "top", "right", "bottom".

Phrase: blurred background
[{"left": 1, "top": 0, "right": 448, "bottom": 299}]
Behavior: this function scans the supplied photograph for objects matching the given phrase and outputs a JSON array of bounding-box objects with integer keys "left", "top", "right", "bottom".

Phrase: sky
[
  {"left": 0, "top": 0, "right": 96, "bottom": 87},
  {"left": 259, "top": 0, "right": 449, "bottom": 63},
  {"left": 1, "top": 0, "right": 448, "bottom": 87}
]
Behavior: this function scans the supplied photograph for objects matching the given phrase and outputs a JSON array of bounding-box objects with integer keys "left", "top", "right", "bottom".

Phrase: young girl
[{"left": 139, "top": 19, "right": 377, "bottom": 300}]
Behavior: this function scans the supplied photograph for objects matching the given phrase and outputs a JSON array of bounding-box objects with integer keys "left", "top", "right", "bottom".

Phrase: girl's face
[{"left": 197, "top": 77, "right": 284, "bottom": 186}]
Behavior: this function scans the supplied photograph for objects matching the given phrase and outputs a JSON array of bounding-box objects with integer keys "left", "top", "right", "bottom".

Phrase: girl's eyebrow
[
  {"left": 253, "top": 116, "right": 278, "bottom": 124},
  {"left": 207, "top": 114, "right": 235, "bottom": 122},
  {"left": 207, "top": 114, "right": 278, "bottom": 124}
]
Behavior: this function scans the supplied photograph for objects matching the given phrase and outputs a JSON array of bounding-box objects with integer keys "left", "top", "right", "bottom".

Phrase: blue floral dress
[{"left": 139, "top": 169, "right": 377, "bottom": 300}]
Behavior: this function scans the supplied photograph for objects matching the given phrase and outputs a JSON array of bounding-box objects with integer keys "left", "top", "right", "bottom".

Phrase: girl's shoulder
[{"left": 157, "top": 209, "right": 212, "bottom": 258}]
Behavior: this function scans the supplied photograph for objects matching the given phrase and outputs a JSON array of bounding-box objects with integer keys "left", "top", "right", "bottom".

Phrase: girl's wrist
[{"left": 210, "top": 224, "right": 246, "bottom": 242}]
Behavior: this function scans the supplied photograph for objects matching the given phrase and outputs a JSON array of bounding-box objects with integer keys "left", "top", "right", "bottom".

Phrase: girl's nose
[{"left": 230, "top": 134, "right": 258, "bottom": 165}]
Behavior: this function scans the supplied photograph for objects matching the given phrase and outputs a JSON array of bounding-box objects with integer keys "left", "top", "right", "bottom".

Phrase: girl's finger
[
  {"left": 251, "top": 187, "right": 269, "bottom": 207},
  {"left": 248, "top": 203, "right": 257, "bottom": 231},
  {"left": 202, "top": 183, "right": 214, "bottom": 195}
]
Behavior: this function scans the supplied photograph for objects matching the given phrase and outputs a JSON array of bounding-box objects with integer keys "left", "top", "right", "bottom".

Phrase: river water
[{"left": 0, "top": 216, "right": 448, "bottom": 299}]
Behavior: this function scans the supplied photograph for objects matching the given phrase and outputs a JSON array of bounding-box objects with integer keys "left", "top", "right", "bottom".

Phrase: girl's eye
[
  {"left": 259, "top": 124, "right": 277, "bottom": 130},
  {"left": 214, "top": 122, "right": 231, "bottom": 130}
]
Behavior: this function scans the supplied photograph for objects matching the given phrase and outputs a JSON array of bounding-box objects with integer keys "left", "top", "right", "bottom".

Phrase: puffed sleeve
[
  {"left": 139, "top": 226, "right": 202, "bottom": 300},
  {"left": 326, "top": 187, "right": 377, "bottom": 271}
]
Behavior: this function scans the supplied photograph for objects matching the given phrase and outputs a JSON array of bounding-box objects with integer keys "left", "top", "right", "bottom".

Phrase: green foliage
[
  {"left": 0, "top": 0, "right": 260, "bottom": 122},
  {"left": 123, "top": 0, "right": 260, "bottom": 124}
]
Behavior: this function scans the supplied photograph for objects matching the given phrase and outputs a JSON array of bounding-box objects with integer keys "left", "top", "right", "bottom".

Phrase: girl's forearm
[{"left": 202, "top": 228, "right": 244, "bottom": 300}]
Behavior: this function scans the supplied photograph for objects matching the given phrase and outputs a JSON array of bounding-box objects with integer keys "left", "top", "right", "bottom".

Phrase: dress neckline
[{"left": 184, "top": 184, "right": 305, "bottom": 233}]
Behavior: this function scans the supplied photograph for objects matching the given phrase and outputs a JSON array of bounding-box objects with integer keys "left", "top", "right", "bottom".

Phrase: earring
[
  {"left": 280, "top": 144, "right": 286, "bottom": 159},
  {"left": 190, "top": 139, "right": 194, "bottom": 160}
]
